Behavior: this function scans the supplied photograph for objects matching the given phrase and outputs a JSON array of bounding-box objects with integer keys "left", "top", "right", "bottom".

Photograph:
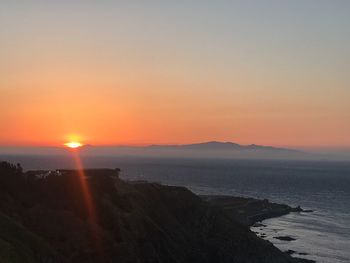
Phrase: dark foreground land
[{"left": 0, "top": 161, "right": 313, "bottom": 263}]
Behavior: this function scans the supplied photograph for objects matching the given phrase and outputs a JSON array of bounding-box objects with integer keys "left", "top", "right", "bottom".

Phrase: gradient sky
[{"left": 1, "top": 1, "right": 349, "bottom": 148}]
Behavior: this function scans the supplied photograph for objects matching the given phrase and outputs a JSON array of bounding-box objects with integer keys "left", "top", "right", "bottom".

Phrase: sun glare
[{"left": 64, "top": 142, "right": 83, "bottom": 148}]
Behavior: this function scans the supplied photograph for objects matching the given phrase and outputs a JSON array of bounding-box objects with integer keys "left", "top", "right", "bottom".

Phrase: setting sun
[{"left": 64, "top": 142, "right": 83, "bottom": 149}]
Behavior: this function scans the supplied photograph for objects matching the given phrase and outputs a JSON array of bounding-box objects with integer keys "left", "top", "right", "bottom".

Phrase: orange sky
[{"left": 1, "top": 1, "right": 350, "bottom": 148}]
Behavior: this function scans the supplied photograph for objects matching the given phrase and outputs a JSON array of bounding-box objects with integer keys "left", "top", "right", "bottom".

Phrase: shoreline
[
  {"left": 201, "top": 195, "right": 311, "bottom": 226},
  {"left": 201, "top": 195, "right": 315, "bottom": 262}
]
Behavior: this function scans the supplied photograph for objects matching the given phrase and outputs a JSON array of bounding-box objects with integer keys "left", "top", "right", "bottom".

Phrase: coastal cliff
[
  {"left": 0, "top": 161, "right": 312, "bottom": 263},
  {"left": 202, "top": 195, "right": 306, "bottom": 226}
]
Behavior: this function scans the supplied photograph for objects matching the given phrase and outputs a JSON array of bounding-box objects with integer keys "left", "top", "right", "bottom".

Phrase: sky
[{"left": 1, "top": 1, "right": 349, "bottom": 148}]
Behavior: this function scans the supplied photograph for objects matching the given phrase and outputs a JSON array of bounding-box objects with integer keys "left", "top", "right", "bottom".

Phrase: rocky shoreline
[
  {"left": 201, "top": 195, "right": 312, "bottom": 226},
  {"left": 202, "top": 195, "right": 314, "bottom": 262}
]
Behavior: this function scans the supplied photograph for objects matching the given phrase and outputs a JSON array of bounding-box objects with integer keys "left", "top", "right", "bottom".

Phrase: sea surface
[{"left": 2, "top": 155, "right": 350, "bottom": 263}]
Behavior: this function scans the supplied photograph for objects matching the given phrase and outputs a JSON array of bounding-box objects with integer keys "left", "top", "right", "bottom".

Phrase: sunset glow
[
  {"left": 1, "top": 1, "right": 350, "bottom": 149},
  {"left": 0, "top": 2, "right": 349, "bottom": 262}
]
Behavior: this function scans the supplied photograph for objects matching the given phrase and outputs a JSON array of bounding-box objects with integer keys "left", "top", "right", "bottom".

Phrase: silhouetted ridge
[
  {"left": 0, "top": 161, "right": 313, "bottom": 263},
  {"left": 148, "top": 141, "right": 297, "bottom": 151}
]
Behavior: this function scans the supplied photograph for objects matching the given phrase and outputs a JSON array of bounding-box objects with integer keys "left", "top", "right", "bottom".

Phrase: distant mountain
[
  {"left": 115, "top": 141, "right": 309, "bottom": 160},
  {"left": 148, "top": 141, "right": 299, "bottom": 152},
  {"left": 148, "top": 141, "right": 241, "bottom": 150}
]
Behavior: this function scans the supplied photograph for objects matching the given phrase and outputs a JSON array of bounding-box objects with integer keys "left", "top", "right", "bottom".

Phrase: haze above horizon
[{"left": 1, "top": 1, "right": 349, "bottom": 148}]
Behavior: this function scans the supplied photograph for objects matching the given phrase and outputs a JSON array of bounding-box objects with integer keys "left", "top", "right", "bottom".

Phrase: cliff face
[{"left": 0, "top": 162, "right": 309, "bottom": 263}]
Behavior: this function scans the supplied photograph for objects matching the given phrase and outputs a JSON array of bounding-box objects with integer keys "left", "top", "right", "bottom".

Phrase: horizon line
[{"left": 1, "top": 141, "right": 350, "bottom": 151}]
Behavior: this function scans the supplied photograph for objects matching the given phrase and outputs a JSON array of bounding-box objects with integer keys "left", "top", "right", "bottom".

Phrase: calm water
[{"left": 2, "top": 155, "right": 350, "bottom": 262}]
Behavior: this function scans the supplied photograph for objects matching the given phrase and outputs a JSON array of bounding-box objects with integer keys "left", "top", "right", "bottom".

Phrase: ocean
[{"left": 2, "top": 155, "right": 350, "bottom": 262}]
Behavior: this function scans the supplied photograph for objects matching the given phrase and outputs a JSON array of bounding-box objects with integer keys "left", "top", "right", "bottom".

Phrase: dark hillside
[{"left": 0, "top": 162, "right": 312, "bottom": 263}]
